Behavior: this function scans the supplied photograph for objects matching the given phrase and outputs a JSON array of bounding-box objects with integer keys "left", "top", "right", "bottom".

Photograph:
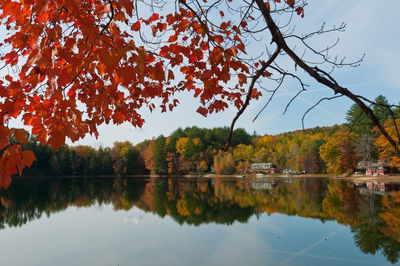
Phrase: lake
[{"left": 0, "top": 177, "right": 399, "bottom": 266}]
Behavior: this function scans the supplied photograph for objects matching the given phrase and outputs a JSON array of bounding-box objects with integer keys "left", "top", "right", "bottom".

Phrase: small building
[
  {"left": 356, "top": 161, "right": 389, "bottom": 176},
  {"left": 251, "top": 162, "right": 276, "bottom": 173},
  {"left": 282, "top": 168, "right": 292, "bottom": 174}
]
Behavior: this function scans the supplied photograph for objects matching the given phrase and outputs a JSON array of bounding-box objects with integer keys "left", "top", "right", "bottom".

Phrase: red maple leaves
[{"left": 0, "top": 0, "right": 304, "bottom": 187}]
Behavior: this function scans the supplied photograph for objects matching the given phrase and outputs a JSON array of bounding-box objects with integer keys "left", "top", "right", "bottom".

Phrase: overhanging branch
[
  {"left": 224, "top": 46, "right": 281, "bottom": 151},
  {"left": 255, "top": 0, "right": 399, "bottom": 154}
]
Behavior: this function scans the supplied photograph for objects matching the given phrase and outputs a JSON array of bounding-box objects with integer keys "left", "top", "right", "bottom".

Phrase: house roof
[{"left": 357, "top": 161, "right": 387, "bottom": 169}]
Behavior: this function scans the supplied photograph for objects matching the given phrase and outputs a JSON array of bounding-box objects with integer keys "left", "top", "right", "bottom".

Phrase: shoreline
[{"left": 13, "top": 173, "right": 400, "bottom": 182}]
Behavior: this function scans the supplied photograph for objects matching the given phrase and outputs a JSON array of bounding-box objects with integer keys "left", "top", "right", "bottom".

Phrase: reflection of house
[
  {"left": 358, "top": 182, "right": 400, "bottom": 196},
  {"left": 356, "top": 161, "right": 389, "bottom": 176},
  {"left": 251, "top": 182, "right": 276, "bottom": 190},
  {"left": 251, "top": 162, "right": 276, "bottom": 173}
]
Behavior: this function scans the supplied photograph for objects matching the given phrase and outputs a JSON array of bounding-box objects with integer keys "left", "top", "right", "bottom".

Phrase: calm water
[{"left": 0, "top": 177, "right": 399, "bottom": 266}]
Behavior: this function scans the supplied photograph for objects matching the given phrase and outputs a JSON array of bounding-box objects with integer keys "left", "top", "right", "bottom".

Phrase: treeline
[
  {"left": 135, "top": 127, "right": 254, "bottom": 175},
  {"left": 141, "top": 125, "right": 334, "bottom": 175},
  {"left": 20, "top": 95, "right": 400, "bottom": 176},
  {"left": 23, "top": 139, "right": 148, "bottom": 176},
  {"left": 136, "top": 95, "right": 400, "bottom": 175}
]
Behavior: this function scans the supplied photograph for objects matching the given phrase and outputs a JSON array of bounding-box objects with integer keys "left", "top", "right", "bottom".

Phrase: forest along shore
[{"left": 20, "top": 100, "right": 400, "bottom": 179}]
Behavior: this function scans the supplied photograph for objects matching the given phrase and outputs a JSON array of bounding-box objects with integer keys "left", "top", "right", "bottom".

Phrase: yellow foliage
[
  {"left": 319, "top": 131, "right": 358, "bottom": 175},
  {"left": 375, "top": 119, "right": 400, "bottom": 167},
  {"left": 175, "top": 137, "right": 188, "bottom": 155}
]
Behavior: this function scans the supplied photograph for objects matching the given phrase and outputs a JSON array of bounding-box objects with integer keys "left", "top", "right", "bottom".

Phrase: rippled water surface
[{"left": 0, "top": 177, "right": 399, "bottom": 266}]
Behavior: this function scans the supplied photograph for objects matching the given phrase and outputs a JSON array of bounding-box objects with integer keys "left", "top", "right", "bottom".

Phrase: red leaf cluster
[{"left": 0, "top": 0, "right": 305, "bottom": 187}]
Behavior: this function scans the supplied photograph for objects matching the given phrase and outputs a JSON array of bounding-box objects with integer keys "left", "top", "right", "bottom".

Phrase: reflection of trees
[
  {"left": 353, "top": 224, "right": 400, "bottom": 264},
  {"left": 322, "top": 181, "right": 400, "bottom": 264},
  {"left": 322, "top": 181, "right": 365, "bottom": 226},
  {"left": 0, "top": 177, "right": 399, "bottom": 263},
  {"left": 380, "top": 192, "right": 400, "bottom": 243}
]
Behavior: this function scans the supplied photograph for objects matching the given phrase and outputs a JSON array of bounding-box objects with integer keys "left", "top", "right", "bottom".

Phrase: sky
[{"left": 5, "top": 1, "right": 400, "bottom": 147}]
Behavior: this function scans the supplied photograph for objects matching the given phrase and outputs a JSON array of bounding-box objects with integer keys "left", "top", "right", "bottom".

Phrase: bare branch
[
  {"left": 302, "top": 95, "right": 343, "bottom": 130},
  {"left": 224, "top": 46, "right": 281, "bottom": 150}
]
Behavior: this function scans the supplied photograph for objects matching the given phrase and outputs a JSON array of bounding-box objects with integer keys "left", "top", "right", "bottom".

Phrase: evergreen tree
[
  {"left": 153, "top": 135, "right": 168, "bottom": 175},
  {"left": 346, "top": 95, "right": 393, "bottom": 135},
  {"left": 372, "top": 95, "right": 392, "bottom": 124},
  {"left": 346, "top": 104, "right": 373, "bottom": 135}
]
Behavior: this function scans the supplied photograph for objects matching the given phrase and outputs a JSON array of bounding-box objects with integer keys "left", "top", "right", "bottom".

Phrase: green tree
[
  {"left": 372, "top": 95, "right": 392, "bottom": 124},
  {"left": 346, "top": 95, "right": 393, "bottom": 136},
  {"left": 232, "top": 128, "right": 252, "bottom": 146},
  {"left": 153, "top": 136, "right": 168, "bottom": 175},
  {"left": 346, "top": 103, "right": 373, "bottom": 135}
]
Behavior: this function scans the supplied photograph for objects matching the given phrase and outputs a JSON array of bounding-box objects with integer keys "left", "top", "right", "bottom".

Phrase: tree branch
[
  {"left": 224, "top": 46, "right": 281, "bottom": 151},
  {"left": 255, "top": 0, "right": 399, "bottom": 154}
]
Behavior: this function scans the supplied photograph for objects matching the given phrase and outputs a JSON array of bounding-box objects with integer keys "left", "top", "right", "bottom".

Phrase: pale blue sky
[{"left": 5, "top": 1, "right": 400, "bottom": 147}]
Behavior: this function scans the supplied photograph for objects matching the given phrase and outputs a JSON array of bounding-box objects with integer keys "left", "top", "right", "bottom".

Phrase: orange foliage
[
  {"left": 0, "top": 1, "right": 304, "bottom": 186},
  {"left": 375, "top": 119, "right": 400, "bottom": 167},
  {"left": 319, "top": 132, "right": 358, "bottom": 175}
]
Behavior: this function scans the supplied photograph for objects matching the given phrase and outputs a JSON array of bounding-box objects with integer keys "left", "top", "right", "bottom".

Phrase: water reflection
[{"left": 0, "top": 177, "right": 399, "bottom": 264}]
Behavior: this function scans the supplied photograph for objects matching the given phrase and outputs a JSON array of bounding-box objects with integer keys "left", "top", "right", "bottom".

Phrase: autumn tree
[
  {"left": 213, "top": 150, "right": 235, "bottom": 175},
  {"left": 1, "top": 0, "right": 400, "bottom": 187},
  {"left": 233, "top": 144, "right": 254, "bottom": 163},
  {"left": 299, "top": 150, "right": 320, "bottom": 174},
  {"left": 375, "top": 119, "right": 400, "bottom": 167},
  {"left": 140, "top": 140, "right": 156, "bottom": 173},
  {"left": 319, "top": 132, "right": 358, "bottom": 175},
  {"left": 111, "top": 141, "right": 146, "bottom": 175}
]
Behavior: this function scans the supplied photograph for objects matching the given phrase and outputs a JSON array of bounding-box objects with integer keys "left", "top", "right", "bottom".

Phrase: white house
[{"left": 251, "top": 162, "right": 276, "bottom": 173}]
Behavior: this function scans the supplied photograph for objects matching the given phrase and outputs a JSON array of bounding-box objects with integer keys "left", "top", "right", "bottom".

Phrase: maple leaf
[
  {"left": 196, "top": 106, "right": 208, "bottom": 117},
  {"left": 14, "top": 129, "right": 28, "bottom": 144},
  {"left": 136, "top": 47, "right": 147, "bottom": 79},
  {"left": 286, "top": 0, "right": 295, "bottom": 8},
  {"left": 296, "top": 7, "right": 304, "bottom": 18}
]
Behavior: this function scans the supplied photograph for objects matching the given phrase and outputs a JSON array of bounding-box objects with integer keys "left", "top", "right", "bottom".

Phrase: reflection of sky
[
  {"left": 0, "top": 205, "right": 393, "bottom": 266},
  {"left": 2, "top": 1, "right": 400, "bottom": 147}
]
